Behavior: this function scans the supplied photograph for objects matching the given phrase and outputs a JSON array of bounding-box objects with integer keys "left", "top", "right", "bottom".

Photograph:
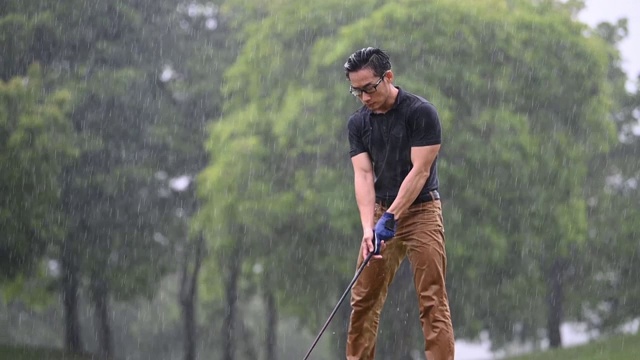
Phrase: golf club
[{"left": 302, "top": 251, "right": 373, "bottom": 360}]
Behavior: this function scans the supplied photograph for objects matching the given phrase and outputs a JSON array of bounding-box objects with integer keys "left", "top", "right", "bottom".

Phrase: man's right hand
[{"left": 361, "top": 229, "right": 385, "bottom": 259}]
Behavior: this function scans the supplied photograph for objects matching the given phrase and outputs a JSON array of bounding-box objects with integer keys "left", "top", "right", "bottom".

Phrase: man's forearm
[
  {"left": 354, "top": 172, "right": 376, "bottom": 232},
  {"left": 386, "top": 168, "right": 430, "bottom": 219}
]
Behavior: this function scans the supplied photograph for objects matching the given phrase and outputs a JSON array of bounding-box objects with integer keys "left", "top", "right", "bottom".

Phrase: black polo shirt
[{"left": 347, "top": 87, "right": 441, "bottom": 204}]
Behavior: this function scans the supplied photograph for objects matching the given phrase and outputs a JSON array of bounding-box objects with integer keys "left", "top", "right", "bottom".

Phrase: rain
[{"left": 1, "top": 0, "right": 639, "bottom": 360}]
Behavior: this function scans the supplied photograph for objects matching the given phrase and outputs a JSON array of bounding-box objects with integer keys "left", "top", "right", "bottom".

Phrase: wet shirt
[{"left": 347, "top": 87, "right": 441, "bottom": 204}]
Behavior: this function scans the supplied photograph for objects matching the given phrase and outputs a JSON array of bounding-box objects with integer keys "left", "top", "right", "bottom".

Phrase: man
[{"left": 344, "top": 47, "right": 455, "bottom": 360}]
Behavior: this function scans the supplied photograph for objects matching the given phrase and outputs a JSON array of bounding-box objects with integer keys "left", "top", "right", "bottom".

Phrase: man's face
[{"left": 347, "top": 68, "right": 391, "bottom": 112}]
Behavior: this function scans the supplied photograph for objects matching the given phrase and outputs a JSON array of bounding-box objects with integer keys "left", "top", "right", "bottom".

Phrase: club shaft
[{"left": 303, "top": 253, "right": 373, "bottom": 360}]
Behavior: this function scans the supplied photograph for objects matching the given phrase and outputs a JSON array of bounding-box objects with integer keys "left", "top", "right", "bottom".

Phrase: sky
[
  {"left": 456, "top": 3, "right": 639, "bottom": 359},
  {"left": 579, "top": 0, "right": 640, "bottom": 90}
]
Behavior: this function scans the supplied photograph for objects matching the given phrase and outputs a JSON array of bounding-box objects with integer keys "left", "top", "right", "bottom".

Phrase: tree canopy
[
  {"left": 2, "top": 0, "right": 638, "bottom": 359},
  {"left": 197, "top": 0, "right": 626, "bottom": 356}
]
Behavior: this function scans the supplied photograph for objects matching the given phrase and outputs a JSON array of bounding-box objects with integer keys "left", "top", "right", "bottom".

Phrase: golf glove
[{"left": 373, "top": 212, "right": 396, "bottom": 254}]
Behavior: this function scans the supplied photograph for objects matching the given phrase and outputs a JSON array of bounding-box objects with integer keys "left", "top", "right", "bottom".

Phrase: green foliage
[
  {"left": 0, "top": 10, "right": 58, "bottom": 80},
  {"left": 1, "top": 0, "right": 231, "bottom": 346},
  {"left": 198, "top": 0, "right": 624, "bottom": 354},
  {"left": 196, "top": 1, "right": 385, "bottom": 329},
  {"left": 312, "top": 0, "right": 618, "bottom": 347},
  {"left": 578, "top": 80, "right": 640, "bottom": 334},
  {"left": 0, "top": 0, "right": 636, "bottom": 358},
  {"left": 0, "top": 64, "right": 77, "bottom": 283}
]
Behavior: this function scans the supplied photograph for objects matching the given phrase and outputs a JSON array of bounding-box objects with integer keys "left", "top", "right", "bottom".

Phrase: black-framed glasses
[{"left": 349, "top": 72, "right": 387, "bottom": 97}]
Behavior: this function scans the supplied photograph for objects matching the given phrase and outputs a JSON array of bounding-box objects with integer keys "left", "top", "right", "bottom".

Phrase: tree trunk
[
  {"left": 546, "top": 259, "right": 565, "bottom": 349},
  {"left": 222, "top": 236, "right": 243, "bottom": 360},
  {"left": 180, "top": 235, "right": 205, "bottom": 360},
  {"left": 90, "top": 275, "right": 113, "bottom": 360},
  {"left": 61, "top": 240, "right": 83, "bottom": 353},
  {"left": 265, "top": 286, "right": 277, "bottom": 360},
  {"left": 238, "top": 318, "right": 258, "bottom": 360}
]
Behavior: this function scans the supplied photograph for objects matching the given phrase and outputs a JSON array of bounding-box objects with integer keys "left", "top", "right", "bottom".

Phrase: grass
[
  {"left": 505, "top": 333, "right": 640, "bottom": 360},
  {"left": 0, "top": 345, "right": 95, "bottom": 360},
  {"left": 1, "top": 333, "right": 638, "bottom": 360}
]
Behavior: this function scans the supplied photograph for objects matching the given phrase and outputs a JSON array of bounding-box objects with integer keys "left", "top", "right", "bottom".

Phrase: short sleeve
[
  {"left": 409, "top": 102, "right": 441, "bottom": 147},
  {"left": 348, "top": 114, "right": 368, "bottom": 157}
]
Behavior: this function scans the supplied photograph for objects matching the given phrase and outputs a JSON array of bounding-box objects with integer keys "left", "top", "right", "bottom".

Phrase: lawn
[
  {"left": 2, "top": 333, "right": 638, "bottom": 360},
  {"left": 505, "top": 333, "right": 640, "bottom": 360},
  {"left": 0, "top": 345, "right": 95, "bottom": 360}
]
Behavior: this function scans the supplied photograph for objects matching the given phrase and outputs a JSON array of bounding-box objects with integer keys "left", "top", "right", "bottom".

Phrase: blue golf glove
[{"left": 373, "top": 212, "right": 396, "bottom": 254}]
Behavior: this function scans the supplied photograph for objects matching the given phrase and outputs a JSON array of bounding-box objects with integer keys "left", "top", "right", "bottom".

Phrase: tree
[
  {"left": 563, "top": 16, "right": 640, "bottom": 339},
  {"left": 196, "top": 1, "right": 387, "bottom": 357},
  {"left": 1, "top": 0, "right": 206, "bottom": 357},
  {"left": 0, "top": 64, "right": 76, "bottom": 285},
  {"left": 154, "top": 2, "right": 242, "bottom": 359},
  {"left": 317, "top": 0, "right": 619, "bottom": 350},
  {"left": 198, "top": 0, "right": 621, "bottom": 356},
  {"left": 2, "top": 1, "right": 246, "bottom": 358}
]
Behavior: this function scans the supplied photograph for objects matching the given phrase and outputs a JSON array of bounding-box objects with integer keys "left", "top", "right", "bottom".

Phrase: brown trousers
[{"left": 346, "top": 200, "right": 455, "bottom": 360}]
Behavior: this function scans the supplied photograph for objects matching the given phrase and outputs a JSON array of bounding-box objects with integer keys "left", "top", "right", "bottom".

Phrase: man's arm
[
  {"left": 351, "top": 152, "right": 376, "bottom": 234},
  {"left": 386, "top": 144, "right": 440, "bottom": 219}
]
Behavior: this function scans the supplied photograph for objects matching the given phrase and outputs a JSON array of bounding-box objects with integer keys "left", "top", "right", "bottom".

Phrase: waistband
[{"left": 376, "top": 190, "right": 440, "bottom": 208}]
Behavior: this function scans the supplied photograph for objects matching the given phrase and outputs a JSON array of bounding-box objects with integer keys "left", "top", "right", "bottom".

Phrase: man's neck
[{"left": 374, "top": 86, "right": 399, "bottom": 114}]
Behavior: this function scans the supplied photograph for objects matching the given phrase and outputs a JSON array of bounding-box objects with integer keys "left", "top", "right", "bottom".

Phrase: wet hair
[{"left": 344, "top": 47, "right": 391, "bottom": 79}]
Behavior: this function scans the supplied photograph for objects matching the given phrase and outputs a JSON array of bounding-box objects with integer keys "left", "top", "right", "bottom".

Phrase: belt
[{"left": 376, "top": 190, "right": 440, "bottom": 208}]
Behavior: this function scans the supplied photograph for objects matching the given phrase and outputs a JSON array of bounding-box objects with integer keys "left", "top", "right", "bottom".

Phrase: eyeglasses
[{"left": 349, "top": 72, "right": 387, "bottom": 97}]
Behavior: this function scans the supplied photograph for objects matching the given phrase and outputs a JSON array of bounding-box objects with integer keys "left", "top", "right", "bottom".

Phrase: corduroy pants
[{"left": 346, "top": 199, "right": 455, "bottom": 360}]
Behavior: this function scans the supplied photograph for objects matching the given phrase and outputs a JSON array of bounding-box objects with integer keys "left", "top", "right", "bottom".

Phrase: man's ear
[{"left": 384, "top": 70, "right": 394, "bottom": 83}]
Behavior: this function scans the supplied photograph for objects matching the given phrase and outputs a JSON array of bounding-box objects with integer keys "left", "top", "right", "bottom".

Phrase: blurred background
[{"left": 1, "top": 0, "right": 638, "bottom": 359}]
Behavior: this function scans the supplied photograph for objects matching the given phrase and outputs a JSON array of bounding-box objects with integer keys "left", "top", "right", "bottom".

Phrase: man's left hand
[{"left": 374, "top": 212, "right": 396, "bottom": 243}]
